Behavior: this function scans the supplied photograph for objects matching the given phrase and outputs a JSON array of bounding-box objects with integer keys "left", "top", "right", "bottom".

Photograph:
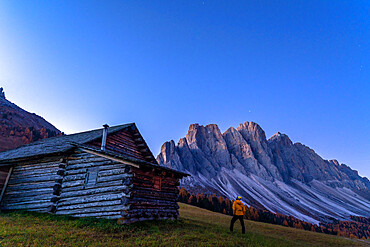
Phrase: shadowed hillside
[{"left": 0, "top": 88, "right": 61, "bottom": 152}]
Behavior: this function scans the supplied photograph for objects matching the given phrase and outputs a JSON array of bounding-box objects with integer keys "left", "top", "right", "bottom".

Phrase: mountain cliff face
[
  {"left": 157, "top": 122, "right": 370, "bottom": 224},
  {"left": 0, "top": 88, "right": 61, "bottom": 152}
]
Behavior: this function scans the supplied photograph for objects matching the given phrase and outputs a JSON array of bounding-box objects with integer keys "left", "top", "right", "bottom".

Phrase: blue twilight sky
[{"left": 0, "top": 1, "right": 369, "bottom": 177}]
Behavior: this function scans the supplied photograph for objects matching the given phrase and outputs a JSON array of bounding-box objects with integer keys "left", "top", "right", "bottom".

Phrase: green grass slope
[{"left": 0, "top": 203, "right": 367, "bottom": 247}]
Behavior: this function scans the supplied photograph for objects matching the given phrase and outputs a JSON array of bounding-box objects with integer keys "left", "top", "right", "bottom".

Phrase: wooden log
[
  {"left": 4, "top": 187, "right": 53, "bottom": 197},
  {"left": 132, "top": 182, "right": 178, "bottom": 192},
  {"left": 131, "top": 187, "right": 177, "bottom": 197},
  {"left": 12, "top": 162, "right": 60, "bottom": 172},
  {"left": 9, "top": 170, "right": 58, "bottom": 179},
  {"left": 8, "top": 175, "right": 62, "bottom": 185},
  {"left": 2, "top": 197, "right": 52, "bottom": 206},
  {"left": 57, "top": 199, "right": 123, "bottom": 211},
  {"left": 124, "top": 208, "right": 178, "bottom": 218},
  {"left": 132, "top": 190, "right": 178, "bottom": 198},
  {"left": 65, "top": 160, "right": 114, "bottom": 170},
  {"left": 131, "top": 192, "right": 177, "bottom": 202},
  {"left": 61, "top": 180, "right": 125, "bottom": 193},
  {"left": 133, "top": 172, "right": 178, "bottom": 183},
  {"left": 6, "top": 182, "right": 56, "bottom": 191},
  {"left": 65, "top": 156, "right": 109, "bottom": 165},
  {"left": 1, "top": 201, "right": 52, "bottom": 210},
  {"left": 60, "top": 185, "right": 130, "bottom": 199},
  {"left": 132, "top": 179, "right": 152, "bottom": 186},
  {"left": 124, "top": 204, "right": 178, "bottom": 211},
  {"left": 64, "top": 164, "right": 124, "bottom": 176},
  {"left": 128, "top": 198, "right": 179, "bottom": 207},
  {"left": 98, "top": 169, "right": 129, "bottom": 177},
  {"left": 97, "top": 174, "right": 131, "bottom": 183},
  {"left": 61, "top": 180, "right": 85, "bottom": 189},
  {"left": 4, "top": 193, "right": 54, "bottom": 203},
  {"left": 11, "top": 166, "right": 59, "bottom": 176},
  {"left": 26, "top": 208, "right": 51, "bottom": 213},
  {"left": 129, "top": 204, "right": 178, "bottom": 210},
  {"left": 132, "top": 176, "right": 178, "bottom": 186},
  {"left": 56, "top": 204, "right": 126, "bottom": 215},
  {"left": 132, "top": 169, "right": 156, "bottom": 177},
  {"left": 62, "top": 173, "right": 87, "bottom": 182},
  {"left": 57, "top": 193, "right": 126, "bottom": 207},
  {"left": 72, "top": 211, "right": 122, "bottom": 219}
]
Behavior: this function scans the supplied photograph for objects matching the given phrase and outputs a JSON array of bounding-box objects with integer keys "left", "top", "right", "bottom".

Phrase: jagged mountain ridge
[
  {"left": 0, "top": 87, "right": 61, "bottom": 152},
  {"left": 157, "top": 122, "right": 370, "bottom": 224}
]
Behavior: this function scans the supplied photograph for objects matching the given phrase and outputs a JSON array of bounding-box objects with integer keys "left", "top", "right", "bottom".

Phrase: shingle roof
[{"left": 0, "top": 123, "right": 134, "bottom": 163}]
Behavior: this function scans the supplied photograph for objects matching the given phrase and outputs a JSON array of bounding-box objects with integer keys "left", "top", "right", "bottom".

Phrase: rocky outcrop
[
  {"left": 157, "top": 122, "right": 370, "bottom": 223},
  {"left": 0, "top": 88, "right": 5, "bottom": 99},
  {"left": 0, "top": 87, "right": 61, "bottom": 152}
]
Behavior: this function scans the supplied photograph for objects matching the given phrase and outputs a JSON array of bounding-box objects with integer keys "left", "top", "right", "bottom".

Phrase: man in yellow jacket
[{"left": 230, "top": 196, "right": 246, "bottom": 234}]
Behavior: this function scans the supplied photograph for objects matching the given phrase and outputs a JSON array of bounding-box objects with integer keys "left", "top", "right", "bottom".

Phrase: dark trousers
[{"left": 230, "top": 215, "right": 245, "bottom": 234}]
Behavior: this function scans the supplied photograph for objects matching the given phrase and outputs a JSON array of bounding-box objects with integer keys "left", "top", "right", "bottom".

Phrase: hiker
[{"left": 230, "top": 196, "right": 246, "bottom": 234}]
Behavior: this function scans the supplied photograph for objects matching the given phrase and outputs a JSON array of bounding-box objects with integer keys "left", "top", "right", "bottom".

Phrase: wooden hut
[{"left": 0, "top": 123, "right": 188, "bottom": 223}]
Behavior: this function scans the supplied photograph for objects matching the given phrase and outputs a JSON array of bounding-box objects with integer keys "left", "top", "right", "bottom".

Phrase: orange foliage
[{"left": 178, "top": 188, "right": 369, "bottom": 239}]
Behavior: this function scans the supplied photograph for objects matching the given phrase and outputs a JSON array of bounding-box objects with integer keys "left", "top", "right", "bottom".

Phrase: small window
[
  {"left": 153, "top": 176, "right": 162, "bottom": 190},
  {"left": 84, "top": 167, "right": 99, "bottom": 188}
]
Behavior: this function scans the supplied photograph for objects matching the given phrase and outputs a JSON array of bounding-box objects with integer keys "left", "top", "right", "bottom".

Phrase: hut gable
[
  {"left": 87, "top": 125, "right": 157, "bottom": 164},
  {"left": 0, "top": 123, "right": 189, "bottom": 223}
]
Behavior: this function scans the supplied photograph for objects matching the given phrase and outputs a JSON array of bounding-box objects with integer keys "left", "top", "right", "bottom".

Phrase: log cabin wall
[
  {"left": 54, "top": 151, "right": 132, "bottom": 219},
  {"left": 121, "top": 166, "right": 181, "bottom": 223},
  {"left": 0, "top": 157, "right": 64, "bottom": 213}
]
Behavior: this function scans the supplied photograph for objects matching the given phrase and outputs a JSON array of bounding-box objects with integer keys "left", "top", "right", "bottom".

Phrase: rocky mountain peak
[
  {"left": 268, "top": 132, "right": 293, "bottom": 146},
  {"left": 178, "top": 137, "right": 188, "bottom": 146},
  {"left": 205, "top": 123, "right": 220, "bottom": 132},
  {"left": 328, "top": 159, "right": 340, "bottom": 166},
  {"left": 223, "top": 126, "right": 237, "bottom": 135},
  {"left": 186, "top": 123, "right": 224, "bottom": 148},
  {"left": 237, "top": 121, "right": 267, "bottom": 142},
  {"left": 0, "top": 87, "right": 5, "bottom": 99},
  {"left": 188, "top": 123, "right": 200, "bottom": 131},
  {"left": 187, "top": 123, "right": 221, "bottom": 134},
  {"left": 157, "top": 121, "right": 370, "bottom": 223},
  {"left": 158, "top": 140, "right": 176, "bottom": 164}
]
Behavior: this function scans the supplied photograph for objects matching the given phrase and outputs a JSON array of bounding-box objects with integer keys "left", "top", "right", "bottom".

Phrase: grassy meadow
[{"left": 0, "top": 203, "right": 367, "bottom": 247}]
